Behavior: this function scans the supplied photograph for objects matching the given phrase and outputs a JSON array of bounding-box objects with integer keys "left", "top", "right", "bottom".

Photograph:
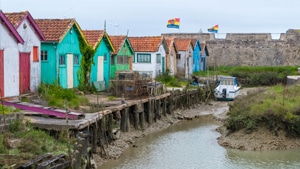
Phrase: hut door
[
  {"left": 97, "top": 56, "right": 104, "bottom": 81},
  {"left": 67, "top": 54, "right": 73, "bottom": 88},
  {"left": 129, "top": 56, "right": 132, "bottom": 70},
  {"left": 170, "top": 55, "right": 174, "bottom": 75},
  {"left": 19, "top": 52, "right": 30, "bottom": 94},
  {"left": 0, "top": 50, "right": 4, "bottom": 97},
  {"left": 162, "top": 57, "right": 165, "bottom": 73}
]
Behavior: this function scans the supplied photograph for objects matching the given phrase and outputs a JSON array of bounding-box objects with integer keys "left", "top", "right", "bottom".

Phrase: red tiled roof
[
  {"left": 35, "top": 18, "right": 75, "bottom": 42},
  {"left": 174, "top": 38, "right": 192, "bottom": 51},
  {"left": 165, "top": 37, "right": 175, "bottom": 50},
  {"left": 110, "top": 35, "right": 126, "bottom": 55},
  {"left": 0, "top": 11, "right": 24, "bottom": 44},
  {"left": 82, "top": 30, "right": 105, "bottom": 48},
  {"left": 5, "top": 11, "right": 27, "bottom": 28},
  {"left": 128, "top": 36, "right": 163, "bottom": 52},
  {"left": 5, "top": 11, "right": 46, "bottom": 41}
]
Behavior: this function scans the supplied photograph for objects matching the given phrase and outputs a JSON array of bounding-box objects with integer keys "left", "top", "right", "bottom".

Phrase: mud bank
[
  {"left": 95, "top": 88, "right": 300, "bottom": 168},
  {"left": 95, "top": 101, "right": 228, "bottom": 167}
]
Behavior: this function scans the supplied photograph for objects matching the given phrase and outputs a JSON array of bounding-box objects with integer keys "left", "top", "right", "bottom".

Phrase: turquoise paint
[
  {"left": 90, "top": 36, "right": 114, "bottom": 89},
  {"left": 162, "top": 57, "right": 165, "bottom": 73},
  {"left": 41, "top": 43, "right": 58, "bottom": 84},
  {"left": 40, "top": 25, "right": 82, "bottom": 88},
  {"left": 193, "top": 39, "right": 201, "bottom": 72},
  {"left": 59, "top": 64, "right": 67, "bottom": 88}
]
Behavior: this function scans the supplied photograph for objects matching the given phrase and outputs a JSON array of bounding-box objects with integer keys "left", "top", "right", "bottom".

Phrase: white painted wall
[
  {"left": 188, "top": 46, "right": 193, "bottom": 78},
  {"left": 177, "top": 51, "right": 186, "bottom": 76},
  {"left": 169, "top": 46, "right": 177, "bottom": 76},
  {"left": 0, "top": 23, "right": 20, "bottom": 97},
  {"left": 132, "top": 44, "right": 166, "bottom": 78},
  {"left": 17, "top": 19, "right": 41, "bottom": 92},
  {"left": 177, "top": 45, "right": 193, "bottom": 78}
]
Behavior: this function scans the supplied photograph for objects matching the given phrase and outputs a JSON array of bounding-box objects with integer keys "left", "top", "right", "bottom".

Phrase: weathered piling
[
  {"left": 147, "top": 98, "right": 153, "bottom": 125},
  {"left": 120, "top": 107, "right": 130, "bottom": 132},
  {"left": 162, "top": 98, "right": 167, "bottom": 116},
  {"left": 140, "top": 109, "right": 145, "bottom": 130},
  {"left": 133, "top": 110, "right": 140, "bottom": 130},
  {"left": 16, "top": 85, "right": 213, "bottom": 168},
  {"left": 91, "top": 124, "right": 97, "bottom": 153}
]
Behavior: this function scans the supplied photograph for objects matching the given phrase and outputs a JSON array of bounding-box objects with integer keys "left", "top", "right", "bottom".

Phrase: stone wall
[
  {"left": 0, "top": 113, "right": 23, "bottom": 133},
  {"left": 162, "top": 30, "right": 300, "bottom": 68}
]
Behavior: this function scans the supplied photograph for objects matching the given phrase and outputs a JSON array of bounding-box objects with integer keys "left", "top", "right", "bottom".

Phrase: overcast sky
[{"left": 1, "top": 0, "right": 300, "bottom": 38}]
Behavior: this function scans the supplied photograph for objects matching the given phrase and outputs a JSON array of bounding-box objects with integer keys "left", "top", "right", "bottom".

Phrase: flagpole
[{"left": 178, "top": 17, "right": 180, "bottom": 33}]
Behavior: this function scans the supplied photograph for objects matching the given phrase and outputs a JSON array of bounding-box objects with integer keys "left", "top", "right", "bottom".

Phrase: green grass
[
  {"left": 0, "top": 121, "right": 70, "bottom": 158},
  {"left": 226, "top": 85, "right": 300, "bottom": 137},
  {"left": 155, "top": 73, "right": 183, "bottom": 87},
  {"left": 38, "top": 83, "right": 89, "bottom": 110},
  {"left": 0, "top": 105, "right": 19, "bottom": 115}
]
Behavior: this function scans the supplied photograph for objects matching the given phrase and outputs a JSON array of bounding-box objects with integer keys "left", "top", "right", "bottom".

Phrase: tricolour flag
[
  {"left": 208, "top": 24, "right": 218, "bottom": 33},
  {"left": 167, "top": 18, "right": 180, "bottom": 29}
]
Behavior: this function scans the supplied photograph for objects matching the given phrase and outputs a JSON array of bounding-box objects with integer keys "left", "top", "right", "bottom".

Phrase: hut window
[
  {"left": 74, "top": 55, "right": 79, "bottom": 65},
  {"left": 41, "top": 50, "right": 48, "bottom": 61},
  {"left": 59, "top": 55, "right": 65, "bottom": 65},
  {"left": 33, "top": 46, "right": 39, "bottom": 62},
  {"left": 123, "top": 56, "right": 128, "bottom": 64},
  {"left": 104, "top": 53, "right": 107, "bottom": 61},
  {"left": 117, "top": 55, "right": 129, "bottom": 64},
  {"left": 137, "top": 53, "right": 151, "bottom": 63},
  {"left": 156, "top": 54, "right": 161, "bottom": 63},
  {"left": 117, "top": 56, "right": 123, "bottom": 64}
]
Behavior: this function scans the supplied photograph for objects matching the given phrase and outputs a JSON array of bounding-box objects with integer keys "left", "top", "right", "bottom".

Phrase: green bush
[
  {"left": 38, "top": 83, "right": 89, "bottom": 110},
  {"left": 214, "top": 66, "right": 298, "bottom": 87},
  {"left": 225, "top": 85, "right": 300, "bottom": 137},
  {"left": 18, "top": 128, "right": 68, "bottom": 155},
  {"left": 0, "top": 135, "right": 8, "bottom": 154},
  {"left": 9, "top": 119, "right": 21, "bottom": 133},
  {"left": 155, "top": 73, "right": 182, "bottom": 87}
]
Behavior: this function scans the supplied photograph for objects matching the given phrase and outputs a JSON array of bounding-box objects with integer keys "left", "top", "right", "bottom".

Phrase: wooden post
[
  {"left": 101, "top": 116, "right": 109, "bottom": 146},
  {"left": 155, "top": 99, "right": 160, "bottom": 120},
  {"left": 169, "top": 91, "right": 174, "bottom": 114},
  {"left": 91, "top": 125, "right": 97, "bottom": 153},
  {"left": 125, "top": 107, "right": 130, "bottom": 132},
  {"left": 147, "top": 98, "right": 153, "bottom": 125},
  {"left": 163, "top": 98, "right": 167, "bottom": 116},
  {"left": 120, "top": 109, "right": 126, "bottom": 132},
  {"left": 108, "top": 114, "right": 113, "bottom": 141},
  {"left": 187, "top": 91, "right": 190, "bottom": 109},
  {"left": 133, "top": 103, "right": 144, "bottom": 130},
  {"left": 134, "top": 112, "right": 139, "bottom": 130},
  {"left": 140, "top": 111, "right": 145, "bottom": 130}
]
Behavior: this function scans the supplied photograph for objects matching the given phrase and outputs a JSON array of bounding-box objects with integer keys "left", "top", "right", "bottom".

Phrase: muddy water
[{"left": 100, "top": 117, "right": 300, "bottom": 169}]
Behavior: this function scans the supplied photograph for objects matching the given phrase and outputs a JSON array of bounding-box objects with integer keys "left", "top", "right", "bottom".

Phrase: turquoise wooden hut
[
  {"left": 191, "top": 38, "right": 201, "bottom": 72},
  {"left": 109, "top": 35, "right": 134, "bottom": 79},
  {"left": 199, "top": 41, "right": 209, "bottom": 71},
  {"left": 82, "top": 30, "right": 115, "bottom": 90},
  {"left": 35, "top": 18, "right": 87, "bottom": 88}
]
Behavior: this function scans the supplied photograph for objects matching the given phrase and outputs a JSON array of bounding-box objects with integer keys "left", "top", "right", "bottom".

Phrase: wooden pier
[{"left": 17, "top": 85, "right": 214, "bottom": 168}]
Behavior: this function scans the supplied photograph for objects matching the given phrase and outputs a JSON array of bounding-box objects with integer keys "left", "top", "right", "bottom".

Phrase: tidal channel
[{"left": 101, "top": 116, "right": 300, "bottom": 169}]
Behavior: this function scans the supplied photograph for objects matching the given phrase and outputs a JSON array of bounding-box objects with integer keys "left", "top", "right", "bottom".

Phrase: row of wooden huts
[{"left": 0, "top": 10, "right": 209, "bottom": 98}]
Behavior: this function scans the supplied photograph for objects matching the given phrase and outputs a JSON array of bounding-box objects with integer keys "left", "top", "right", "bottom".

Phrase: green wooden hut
[
  {"left": 35, "top": 18, "right": 87, "bottom": 88},
  {"left": 82, "top": 30, "right": 115, "bottom": 91},
  {"left": 109, "top": 35, "right": 134, "bottom": 79}
]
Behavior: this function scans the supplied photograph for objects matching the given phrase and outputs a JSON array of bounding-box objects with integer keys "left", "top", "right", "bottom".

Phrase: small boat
[{"left": 214, "top": 76, "right": 241, "bottom": 101}]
